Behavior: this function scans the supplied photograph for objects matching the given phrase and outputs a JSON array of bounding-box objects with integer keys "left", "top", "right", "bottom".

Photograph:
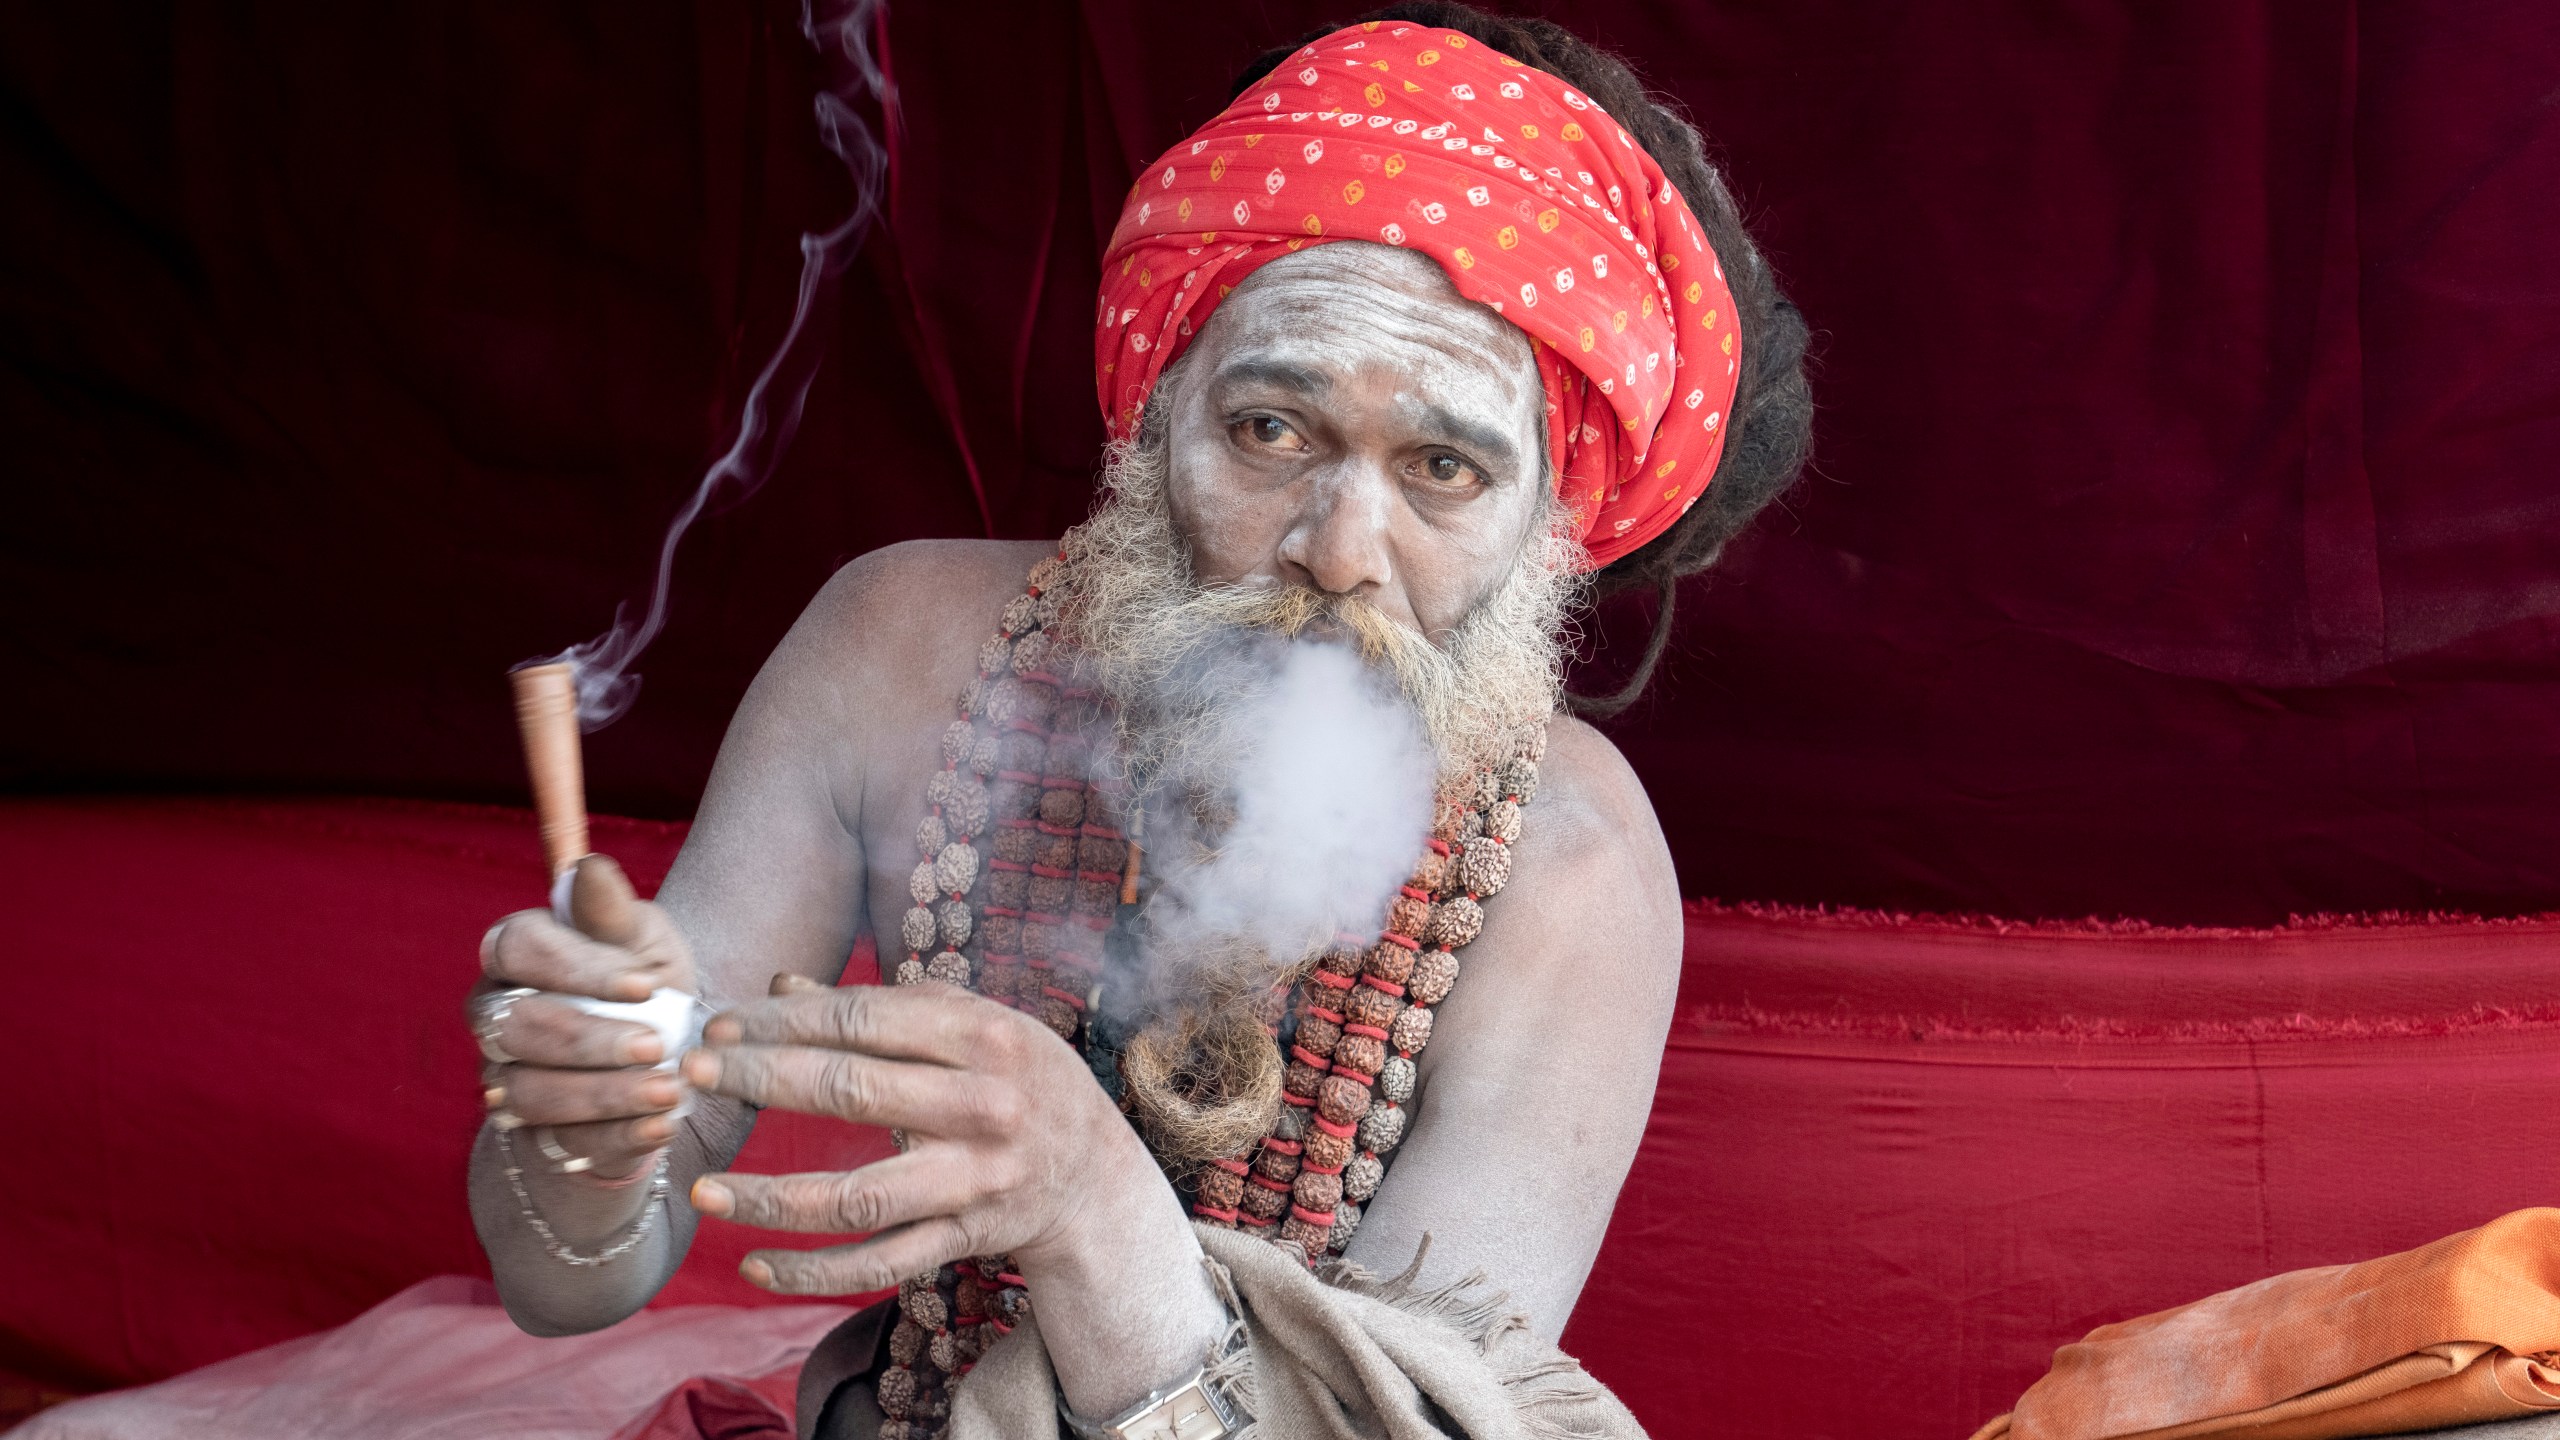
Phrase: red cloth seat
[{"left": 13, "top": 796, "right": 2560, "bottom": 1438}]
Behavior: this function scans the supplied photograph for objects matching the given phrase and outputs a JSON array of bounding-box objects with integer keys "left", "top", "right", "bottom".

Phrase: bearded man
[{"left": 467, "top": 6, "right": 1810, "bottom": 1437}]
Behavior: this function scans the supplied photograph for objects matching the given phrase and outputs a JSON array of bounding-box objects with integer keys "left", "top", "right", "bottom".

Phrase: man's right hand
[{"left": 473, "top": 855, "right": 698, "bottom": 1180}]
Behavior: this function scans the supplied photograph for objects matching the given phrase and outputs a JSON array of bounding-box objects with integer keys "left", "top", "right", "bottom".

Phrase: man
[{"left": 467, "top": 6, "right": 1810, "bottom": 1436}]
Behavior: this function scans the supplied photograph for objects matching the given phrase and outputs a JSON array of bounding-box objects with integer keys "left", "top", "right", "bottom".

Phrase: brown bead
[
  {"left": 1028, "top": 555, "right": 1069, "bottom": 590},
  {"left": 1035, "top": 835, "right": 1076, "bottom": 870},
  {"left": 925, "top": 951, "right": 972, "bottom": 987},
  {"left": 1343, "top": 1153, "right": 1385, "bottom": 1202},
  {"left": 997, "top": 730, "right": 1046, "bottom": 771},
  {"left": 1378, "top": 1055, "right": 1417, "bottom": 1104},
  {"left": 1484, "top": 797, "right": 1524, "bottom": 844},
  {"left": 1333, "top": 1033, "right": 1386, "bottom": 1077},
  {"left": 1021, "top": 921, "right": 1057, "bottom": 960},
  {"left": 1431, "top": 799, "right": 1470, "bottom": 847},
  {"left": 999, "top": 594, "right": 1039, "bottom": 635},
  {"left": 1408, "top": 848, "right": 1451, "bottom": 894},
  {"left": 916, "top": 814, "right": 948, "bottom": 856},
  {"left": 953, "top": 1274, "right": 986, "bottom": 1318},
  {"left": 1316, "top": 946, "right": 1362, "bottom": 977},
  {"left": 1406, "top": 950, "right": 1459, "bottom": 1006},
  {"left": 1284, "top": 1060, "right": 1327, "bottom": 1097},
  {"left": 1028, "top": 874, "right": 1071, "bottom": 913},
  {"left": 1040, "top": 995, "right": 1079, "bottom": 1039},
  {"left": 1501, "top": 756, "right": 1540, "bottom": 803},
  {"left": 889, "top": 1318, "right": 928, "bottom": 1367},
  {"left": 976, "top": 634, "right": 1014, "bottom": 677},
  {"left": 992, "top": 826, "right": 1037, "bottom": 864},
  {"left": 1317, "top": 1075, "right": 1372, "bottom": 1126},
  {"left": 876, "top": 1365, "right": 919, "bottom": 1417},
  {"left": 898, "top": 1278, "right": 947, "bottom": 1330},
  {"left": 936, "top": 899, "right": 973, "bottom": 949},
  {"left": 1272, "top": 1104, "right": 1307, "bottom": 1142},
  {"left": 977, "top": 960, "right": 1021, "bottom": 1002},
  {"left": 1358, "top": 1102, "right": 1407, "bottom": 1153},
  {"left": 1363, "top": 943, "right": 1415, "bottom": 986},
  {"left": 1040, "top": 732, "right": 1088, "bottom": 774},
  {"left": 993, "top": 773, "right": 1044, "bottom": 819},
  {"left": 900, "top": 906, "right": 937, "bottom": 955},
  {"left": 1329, "top": 1198, "right": 1363, "bottom": 1249},
  {"left": 1279, "top": 1215, "right": 1332, "bottom": 1256},
  {"left": 987, "top": 870, "right": 1029, "bottom": 909},
  {"left": 1197, "top": 1167, "right": 1246, "bottom": 1209},
  {"left": 941, "top": 720, "right": 976, "bottom": 766},
  {"left": 1077, "top": 835, "right": 1127, "bottom": 871},
  {"left": 894, "top": 957, "right": 926, "bottom": 986},
  {"left": 1472, "top": 767, "right": 1502, "bottom": 810},
  {"left": 1386, "top": 894, "right": 1432, "bottom": 940},
  {"left": 1038, "top": 788, "right": 1085, "bottom": 827},
  {"left": 1459, "top": 839, "right": 1511, "bottom": 898},
  {"left": 1302, "top": 1126, "right": 1355, "bottom": 1171},
  {"left": 908, "top": 860, "right": 939, "bottom": 907},
  {"left": 1295, "top": 1013, "right": 1342, "bottom": 1058},
  {"left": 959, "top": 677, "right": 991, "bottom": 719},
  {"left": 1254, "top": 1146, "right": 1302, "bottom": 1183},
  {"left": 933, "top": 842, "right": 980, "bottom": 895},
  {"left": 1239, "top": 1182, "right": 1288, "bottom": 1221},
  {"left": 1014, "top": 681, "right": 1058, "bottom": 725},
  {"left": 928, "top": 1330, "right": 965, "bottom": 1373},
  {"left": 1292, "top": 1170, "right": 1343, "bottom": 1211},
  {"left": 1390, "top": 1004, "right": 1434, "bottom": 1054},
  {"left": 969, "top": 734, "right": 1000, "bottom": 777},
  {"left": 1076, "top": 879, "right": 1119, "bottom": 915},
  {"left": 981, "top": 914, "right": 1022, "bottom": 954},
  {"left": 1009, "top": 630, "right": 1053, "bottom": 676},
  {"left": 1342, "top": 984, "right": 1402, "bottom": 1031}
]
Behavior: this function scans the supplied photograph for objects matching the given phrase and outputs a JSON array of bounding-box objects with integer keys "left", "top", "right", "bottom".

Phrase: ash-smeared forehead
[{"left": 1194, "top": 243, "right": 1545, "bottom": 479}]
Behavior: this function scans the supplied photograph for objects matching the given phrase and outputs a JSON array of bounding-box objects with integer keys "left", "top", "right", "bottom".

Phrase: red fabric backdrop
[{"left": 9, "top": 2, "right": 2560, "bottom": 924}]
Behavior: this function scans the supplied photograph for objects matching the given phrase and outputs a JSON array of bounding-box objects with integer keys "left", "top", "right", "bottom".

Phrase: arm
[
  {"left": 1342, "top": 718, "right": 1684, "bottom": 1339},
  {"left": 466, "top": 551, "right": 888, "bottom": 1333}
]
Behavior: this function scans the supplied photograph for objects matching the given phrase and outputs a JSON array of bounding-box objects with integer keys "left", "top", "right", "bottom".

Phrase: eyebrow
[
  {"left": 1416, "top": 403, "right": 1521, "bottom": 480},
  {"left": 1209, "top": 358, "right": 1333, "bottom": 397}
]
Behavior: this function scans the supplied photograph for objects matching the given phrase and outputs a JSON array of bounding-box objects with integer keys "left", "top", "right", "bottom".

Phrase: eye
[
  {"left": 1232, "top": 414, "right": 1308, "bottom": 453},
  {"left": 1415, "top": 452, "right": 1487, "bottom": 489}
]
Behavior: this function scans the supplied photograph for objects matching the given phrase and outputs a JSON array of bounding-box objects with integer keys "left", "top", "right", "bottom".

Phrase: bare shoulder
[
  {"left": 796, "top": 538, "right": 1056, "bottom": 673},
  {"left": 1503, "top": 715, "right": 1681, "bottom": 945}
]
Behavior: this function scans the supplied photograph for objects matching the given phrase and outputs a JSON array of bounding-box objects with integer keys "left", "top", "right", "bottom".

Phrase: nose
[{"left": 1276, "top": 461, "right": 1394, "bottom": 598}]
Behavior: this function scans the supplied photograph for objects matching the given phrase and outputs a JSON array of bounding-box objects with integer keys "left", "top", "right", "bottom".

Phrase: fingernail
[
  {"left": 682, "top": 1051, "right": 720, "bottom": 1087},
  {"left": 741, "top": 1257, "right": 775, "bottom": 1287},
  {"left": 703, "top": 1017, "right": 741, "bottom": 1045},
  {"left": 641, "top": 1077, "right": 681, "bottom": 1109},
  {"left": 483, "top": 1085, "right": 507, "bottom": 1111},
  {"left": 617, "top": 975, "right": 654, "bottom": 1002},
  {"left": 691, "top": 1178, "right": 733, "bottom": 1216},
  {"left": 622, "top": 1031, "right": 665, "bottom": 1065},
  {"left": 635, "top": 1114, "right": 675, "bottom": 1143}
]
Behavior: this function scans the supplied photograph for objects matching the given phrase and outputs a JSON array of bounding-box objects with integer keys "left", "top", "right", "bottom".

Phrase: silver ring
[
  {"left": 476, "top": 986, "right": 540, "bottom": 1065},
  {"left": 532, "top": 1125, "right": 593, "bottom": 1175}
]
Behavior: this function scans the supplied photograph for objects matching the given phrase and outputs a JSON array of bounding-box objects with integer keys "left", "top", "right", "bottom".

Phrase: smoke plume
[{"left": 525, "top": 0, "right": 893, "bottom": 729}]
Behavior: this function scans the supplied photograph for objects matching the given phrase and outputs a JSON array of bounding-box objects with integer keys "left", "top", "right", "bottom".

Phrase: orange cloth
[{"left": 1973, "top": 1209, "right": 2560, "bottom": 1440}]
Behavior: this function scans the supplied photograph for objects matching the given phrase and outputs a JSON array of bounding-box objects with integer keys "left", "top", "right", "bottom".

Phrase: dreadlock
[{"left": 1232, "top": 2, "right": 1813, "bottom": 715}]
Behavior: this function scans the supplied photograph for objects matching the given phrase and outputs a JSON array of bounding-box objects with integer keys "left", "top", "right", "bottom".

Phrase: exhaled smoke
[
  {"left": 525, "top": 0, "right": 894, "bottom": 730},
  {"left": 1137, "top": 639, "right": 1438, "bottom": 981}
]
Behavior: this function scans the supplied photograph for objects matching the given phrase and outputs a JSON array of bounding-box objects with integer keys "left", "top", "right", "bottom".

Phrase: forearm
[
  {"left": 468, "top": 1094, "right": 754, "bottom": 1334},
  {"left": 1019, "top": 1133, "right": 1232, "bottom": 1421}
]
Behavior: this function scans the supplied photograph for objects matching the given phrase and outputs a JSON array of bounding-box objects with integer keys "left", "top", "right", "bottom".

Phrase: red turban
[{"left": 1095, "top": 20, "right": 1741, "bottom": 570}]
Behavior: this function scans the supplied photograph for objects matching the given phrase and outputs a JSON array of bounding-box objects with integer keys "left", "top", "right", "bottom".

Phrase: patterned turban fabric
[{"left": 1095, "top": 20, "right": 1742, "bottom": 570}]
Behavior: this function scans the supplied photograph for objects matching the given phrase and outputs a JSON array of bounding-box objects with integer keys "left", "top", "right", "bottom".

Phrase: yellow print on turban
[
  {"left": 1210, "top": 155, "right": 1229, "bottom": 181},
  {"left": 1383, "top": 153, "right": 1406, "bottom": 177},
  {"left": 1537, "top": 208, "right": 1561, "bottom": 232},
  {"left": 1417, "top": 49, "right": 1440, "bottom": 66},
  {"left": 1561, "top": 122, "right": 1585, "bottom": 142},
  {"left": 1453, "top": 246, "right": 1477, "bottom": 269},
  {"left": 1496, "top": 225, "right": 1521, "bottom": 250},
  {"left": 1683, "top": 281, "right": 1703, "bottom": 304},
  {"left": 1578, "top": 326, "right": 1596, "bottom": 352},
  {"left": 1365, "top": 83, "right": 1386, "bottom": 106},
  {"left": 1342, "top": 180, "right": 1365, "bottom": 204}
]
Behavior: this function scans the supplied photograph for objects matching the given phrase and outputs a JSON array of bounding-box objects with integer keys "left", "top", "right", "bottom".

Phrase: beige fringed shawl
[{"left": 937, "top": 1225, "right": 1645, "bottom": 1439}]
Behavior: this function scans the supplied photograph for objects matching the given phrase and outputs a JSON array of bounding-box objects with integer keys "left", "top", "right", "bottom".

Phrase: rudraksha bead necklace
[{"left": 870, "top": 530, "right": 1540, "bottom": 1440}]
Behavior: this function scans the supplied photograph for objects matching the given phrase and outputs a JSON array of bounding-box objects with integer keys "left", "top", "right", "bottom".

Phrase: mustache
[{"left": 1170, "top": 584, "right": 1458, "bottom": 701}]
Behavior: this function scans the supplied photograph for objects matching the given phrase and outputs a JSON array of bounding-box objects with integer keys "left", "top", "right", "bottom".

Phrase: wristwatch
[{"left": 1056, "top": 1363, "right": 1242, "bottom": 1440}]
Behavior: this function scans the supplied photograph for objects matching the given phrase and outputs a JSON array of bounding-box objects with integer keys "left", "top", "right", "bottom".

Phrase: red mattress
[{"left": 14, "top": 796, "right": 2560, "bottom": 1438}]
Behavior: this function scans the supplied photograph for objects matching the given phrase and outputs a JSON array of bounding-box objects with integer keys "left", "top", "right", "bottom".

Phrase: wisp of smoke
[
  {"left": 524, "top": 0, "right": 894, "bottom": 730},
  {"left": 1137, "top": 638, "right": 1437, "bottom": 984}
]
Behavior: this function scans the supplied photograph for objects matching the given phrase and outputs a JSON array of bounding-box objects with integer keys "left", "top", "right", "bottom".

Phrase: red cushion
[
  {"left": 1567, "top": 902, "right": 2560, "bottom": 1437},
  {"left": 15, "top": 797, "right": 2560, "bottom": 1439}
]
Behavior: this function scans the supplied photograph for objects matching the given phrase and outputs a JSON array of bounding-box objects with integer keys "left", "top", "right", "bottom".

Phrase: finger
[
  {"left": 741, "top": 1217, "right": 981, "bottom": 1297},
  {"left": 567, "top": 856, "right": 693, "bottom": 982},
  {"left": 499, "top": 1064, "right": 684, "bottom": 1126},
  {"left": 545, "top": 1113, "right": 680, "bottom": 1174},
  {"left": 701, "top": 984, "right": 1016, "bottom": 1067},
  {"left": 484, "top": 912, "right": 668, "bottom": 1001},
  {"left": 690, "top": 1151, "right": 977, "bottom": 1235},
  {"left": 496, "top": 995, "right": 664, "bottom": 1068},
  {"left": 682, "top": 1043, "right": 1001, "bottom": 1133},
  {"left": 769, "top": 971, "right": 824, "bottom": 997}
]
